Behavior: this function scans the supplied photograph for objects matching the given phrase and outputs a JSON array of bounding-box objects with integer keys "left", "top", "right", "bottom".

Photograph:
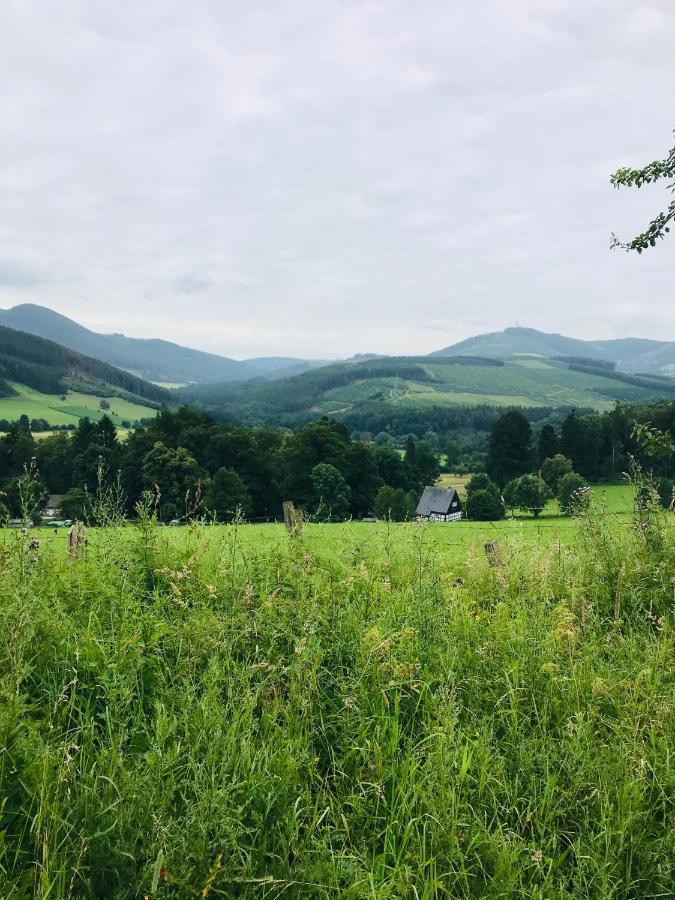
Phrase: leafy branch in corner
[{"left": 611, "top": 128, "right": 675, "bottom": 252}]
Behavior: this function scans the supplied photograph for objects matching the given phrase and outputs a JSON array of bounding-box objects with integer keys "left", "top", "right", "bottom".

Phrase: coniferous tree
[
  {"left": 486, "top": 411, "right": 533, "bottom": 487},
  {"left": 537, "top": 424, "right": 558, "bottom": 464}
]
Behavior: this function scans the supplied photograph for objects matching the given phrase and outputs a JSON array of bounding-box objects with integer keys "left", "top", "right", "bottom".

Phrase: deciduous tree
[{"left": 611, "top": 130, "right": 675, "bottom": 252}]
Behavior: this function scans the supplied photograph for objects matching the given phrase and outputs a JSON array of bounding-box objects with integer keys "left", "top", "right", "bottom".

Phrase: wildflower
[
  {"left": 251, "top": 661, "right": 275, "bottom": 672},
  {"left": 362, "top": 626, "right": 382, "bottom": 646},
  {"left": 552, "top": 606, "right": 577, "bottom": 644},
  {"left": 634, "top": 757, "right": 648, "bottom": 777},
  {"left": 28, "top": 538, "right": 41, "bottom": 551}
]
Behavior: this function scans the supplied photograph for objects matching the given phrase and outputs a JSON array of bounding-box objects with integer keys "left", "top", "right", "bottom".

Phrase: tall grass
[{"left": 0, "top": 485, "right": 673, "bottom": 898}]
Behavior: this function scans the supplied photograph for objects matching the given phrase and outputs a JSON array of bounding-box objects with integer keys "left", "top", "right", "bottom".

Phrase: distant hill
[
  {"left": 0, "top": 324, "right": 169, "bottom": 409},
  {"left": 179, "top": 353, "right": 675, "bottom": 431},
  {"left": 244, "top": 357, "right": 331, "bottom": 380},
  {"left": 0, "top": 304, "right": 266, "bottom": 384},
  {"left": 431, "top": 327, "right": 675, "bottom": 375}
]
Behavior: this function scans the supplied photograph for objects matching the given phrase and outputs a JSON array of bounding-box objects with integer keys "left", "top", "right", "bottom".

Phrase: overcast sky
[{"left": 0, "top": 1, "right": 673, "bottom": 359}]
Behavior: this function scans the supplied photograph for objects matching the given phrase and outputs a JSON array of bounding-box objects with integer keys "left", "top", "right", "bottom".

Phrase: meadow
[
  {"left": 0, "top": 484, "right": 673, "bottom": 898},
  {"left": 0, "top": 383, "right": 159, "bottom": 428}
]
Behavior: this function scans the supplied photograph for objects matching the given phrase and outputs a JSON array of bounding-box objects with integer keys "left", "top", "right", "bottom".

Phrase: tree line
[
  {"left": 0, "top": 408, "right": 441, "bottom": 524},
  {"left": 0, "top": 400, "right": 672, "bottom": 525},
  {"left": 460, "top": 404, "right": 674, "bottom": 520}
]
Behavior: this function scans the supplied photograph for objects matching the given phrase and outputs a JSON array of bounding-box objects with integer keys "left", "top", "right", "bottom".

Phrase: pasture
[
  {"left": 0, "top": 484, "right": 673, "bottom": 898},
  {"left": 0, "top": 382, "right": 158, "bottom": 428}
]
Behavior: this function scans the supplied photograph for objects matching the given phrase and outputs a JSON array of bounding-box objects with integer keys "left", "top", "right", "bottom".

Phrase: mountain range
[
  {"left": 1, "top": 305, "right": 674, "bottom": 385},
  {"left": 432, "top": 327, "right": 675, "bottom": 375},
  {"left": 0, "top": 304, "right": 323, "bottom": 385},
  {"left": 0, "top": 324, "right": 168, "bottom": 408}
]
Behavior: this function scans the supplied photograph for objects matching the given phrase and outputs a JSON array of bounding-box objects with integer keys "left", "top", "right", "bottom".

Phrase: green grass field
[
  {"left": 0, "top": 382, "right": 159, "bottom": 427},
  {"left": 1, "top": 482, "right": 672, "bottom": 898}
]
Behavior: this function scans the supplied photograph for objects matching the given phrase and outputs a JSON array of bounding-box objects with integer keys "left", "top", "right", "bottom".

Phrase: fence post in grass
[
  {"left": 613, "top": 565, "right": 625, "bottom": 622},
  {"left": 283, "top": 501, "right": 303, "bottom": 536},
  {"left": 67, "top": 521, "right": 86, "bottom": 563},
  {"left": 484, "top": 539, "right": 504, "bottom": 567}
]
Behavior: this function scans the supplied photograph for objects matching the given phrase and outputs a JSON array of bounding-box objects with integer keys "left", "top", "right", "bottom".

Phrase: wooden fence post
[
  {"left": 484, "top": 540, "right": 504, "bottom": 567},
  {"left": 67, "top": 521, "right": 86, "bottom": 563},
  {"left": 283, "top": 501, "right": 303, "bottom": 535}
]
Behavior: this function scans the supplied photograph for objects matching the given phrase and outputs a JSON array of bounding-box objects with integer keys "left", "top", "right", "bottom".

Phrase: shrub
[
  {"left": 655, "top": 476, "right": 674, "bottom": 510},
  {"left": 504, "top": 474, "right": 552, "bottom": 517},
  {"left": 466, "top": 472, "right": 500, "bottom": 498},
  {"left": 557, "top": 472, "right": 588, "bottom": 514},
  {"left": 540, "top": 453, "right": 573, "bottom": 492},
  {"left": 465, "top": 487, "right": 504, "bottom": 520}
]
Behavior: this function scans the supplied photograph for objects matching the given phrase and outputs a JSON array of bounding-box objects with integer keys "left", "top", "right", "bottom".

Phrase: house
[
  {"left": 415, "top": 486, "right": 462, "bottom": 522},
  {"left": 41, "top": 495, "right": 65, "bottom": 521}
]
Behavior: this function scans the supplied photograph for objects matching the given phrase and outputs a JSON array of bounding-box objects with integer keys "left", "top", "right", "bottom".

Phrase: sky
[{"left": 0, "top": 0, "right": 674, "bottom": 360}]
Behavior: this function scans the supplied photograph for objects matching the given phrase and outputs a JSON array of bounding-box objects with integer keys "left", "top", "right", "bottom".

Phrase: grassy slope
[
  {"left": 180, "top": 356, "right": 675, "bottom": 427},
  {"left": 0, "top": 382, "right": 159, "bottom": 426},
  {"left": 1, "top": 492, "right": 672, "bottom": 898},
  {"left": 312, "top": 359, "right": 665, "bottom": 414}
]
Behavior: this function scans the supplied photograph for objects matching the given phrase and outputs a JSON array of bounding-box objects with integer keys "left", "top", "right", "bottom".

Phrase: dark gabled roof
[{"left": 415, "top": 486, "right": 460, "bottom": 517}]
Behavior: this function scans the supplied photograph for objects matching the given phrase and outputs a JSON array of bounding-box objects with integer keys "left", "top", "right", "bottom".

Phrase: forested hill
[
  {"left": 0, "top": 325, "right": 169, "bottom": 406},
  {"left": 178, "top": 353, "right": 675, "bottom": 431},
  {"left": 431, "top": 326, "right": 675, "bottom": 375},
  {"left": 0, "top": 304, "right": 262, "bottom": 384}
]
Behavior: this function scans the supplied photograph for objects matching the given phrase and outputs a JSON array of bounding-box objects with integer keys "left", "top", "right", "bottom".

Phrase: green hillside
[
  {"left": 0, "top": 325, "right": 169, "bottom": 428},
  {"left": 0, "top": 383, "right": 158, "bottom": 428},
  {"left": 180, "top": 354, "right": 675, "bottom": 428},
  {"left": 431, "top": 326, "right": 675, "bottom": 375},
  {"left": 0, "top": 304, "right": 269, "bottom": 383}
]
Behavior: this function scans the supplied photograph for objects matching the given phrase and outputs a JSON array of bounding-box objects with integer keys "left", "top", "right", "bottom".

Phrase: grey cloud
[
  {"left": 0, "top": 261, "right": 46, "bottom": 287},
  {"left": 0, "top": 0, "right": 673, "bottom": 358},
  {"left": 175, "top": 272, "right": 215, "bottom": 294}
]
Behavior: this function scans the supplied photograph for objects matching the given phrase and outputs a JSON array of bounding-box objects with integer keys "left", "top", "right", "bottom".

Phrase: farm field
[
  {"left": 13, "top": 485, "right": 641, "bottom": 573},
  {"left": 0, "top": 382, "right": 159, "bottom": 427},
  {"left": 1, "top": 483, "right": 673, "bottom": 898},
  {"left": 308, "top": 359, "right": 670, "bottom": 415}
]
